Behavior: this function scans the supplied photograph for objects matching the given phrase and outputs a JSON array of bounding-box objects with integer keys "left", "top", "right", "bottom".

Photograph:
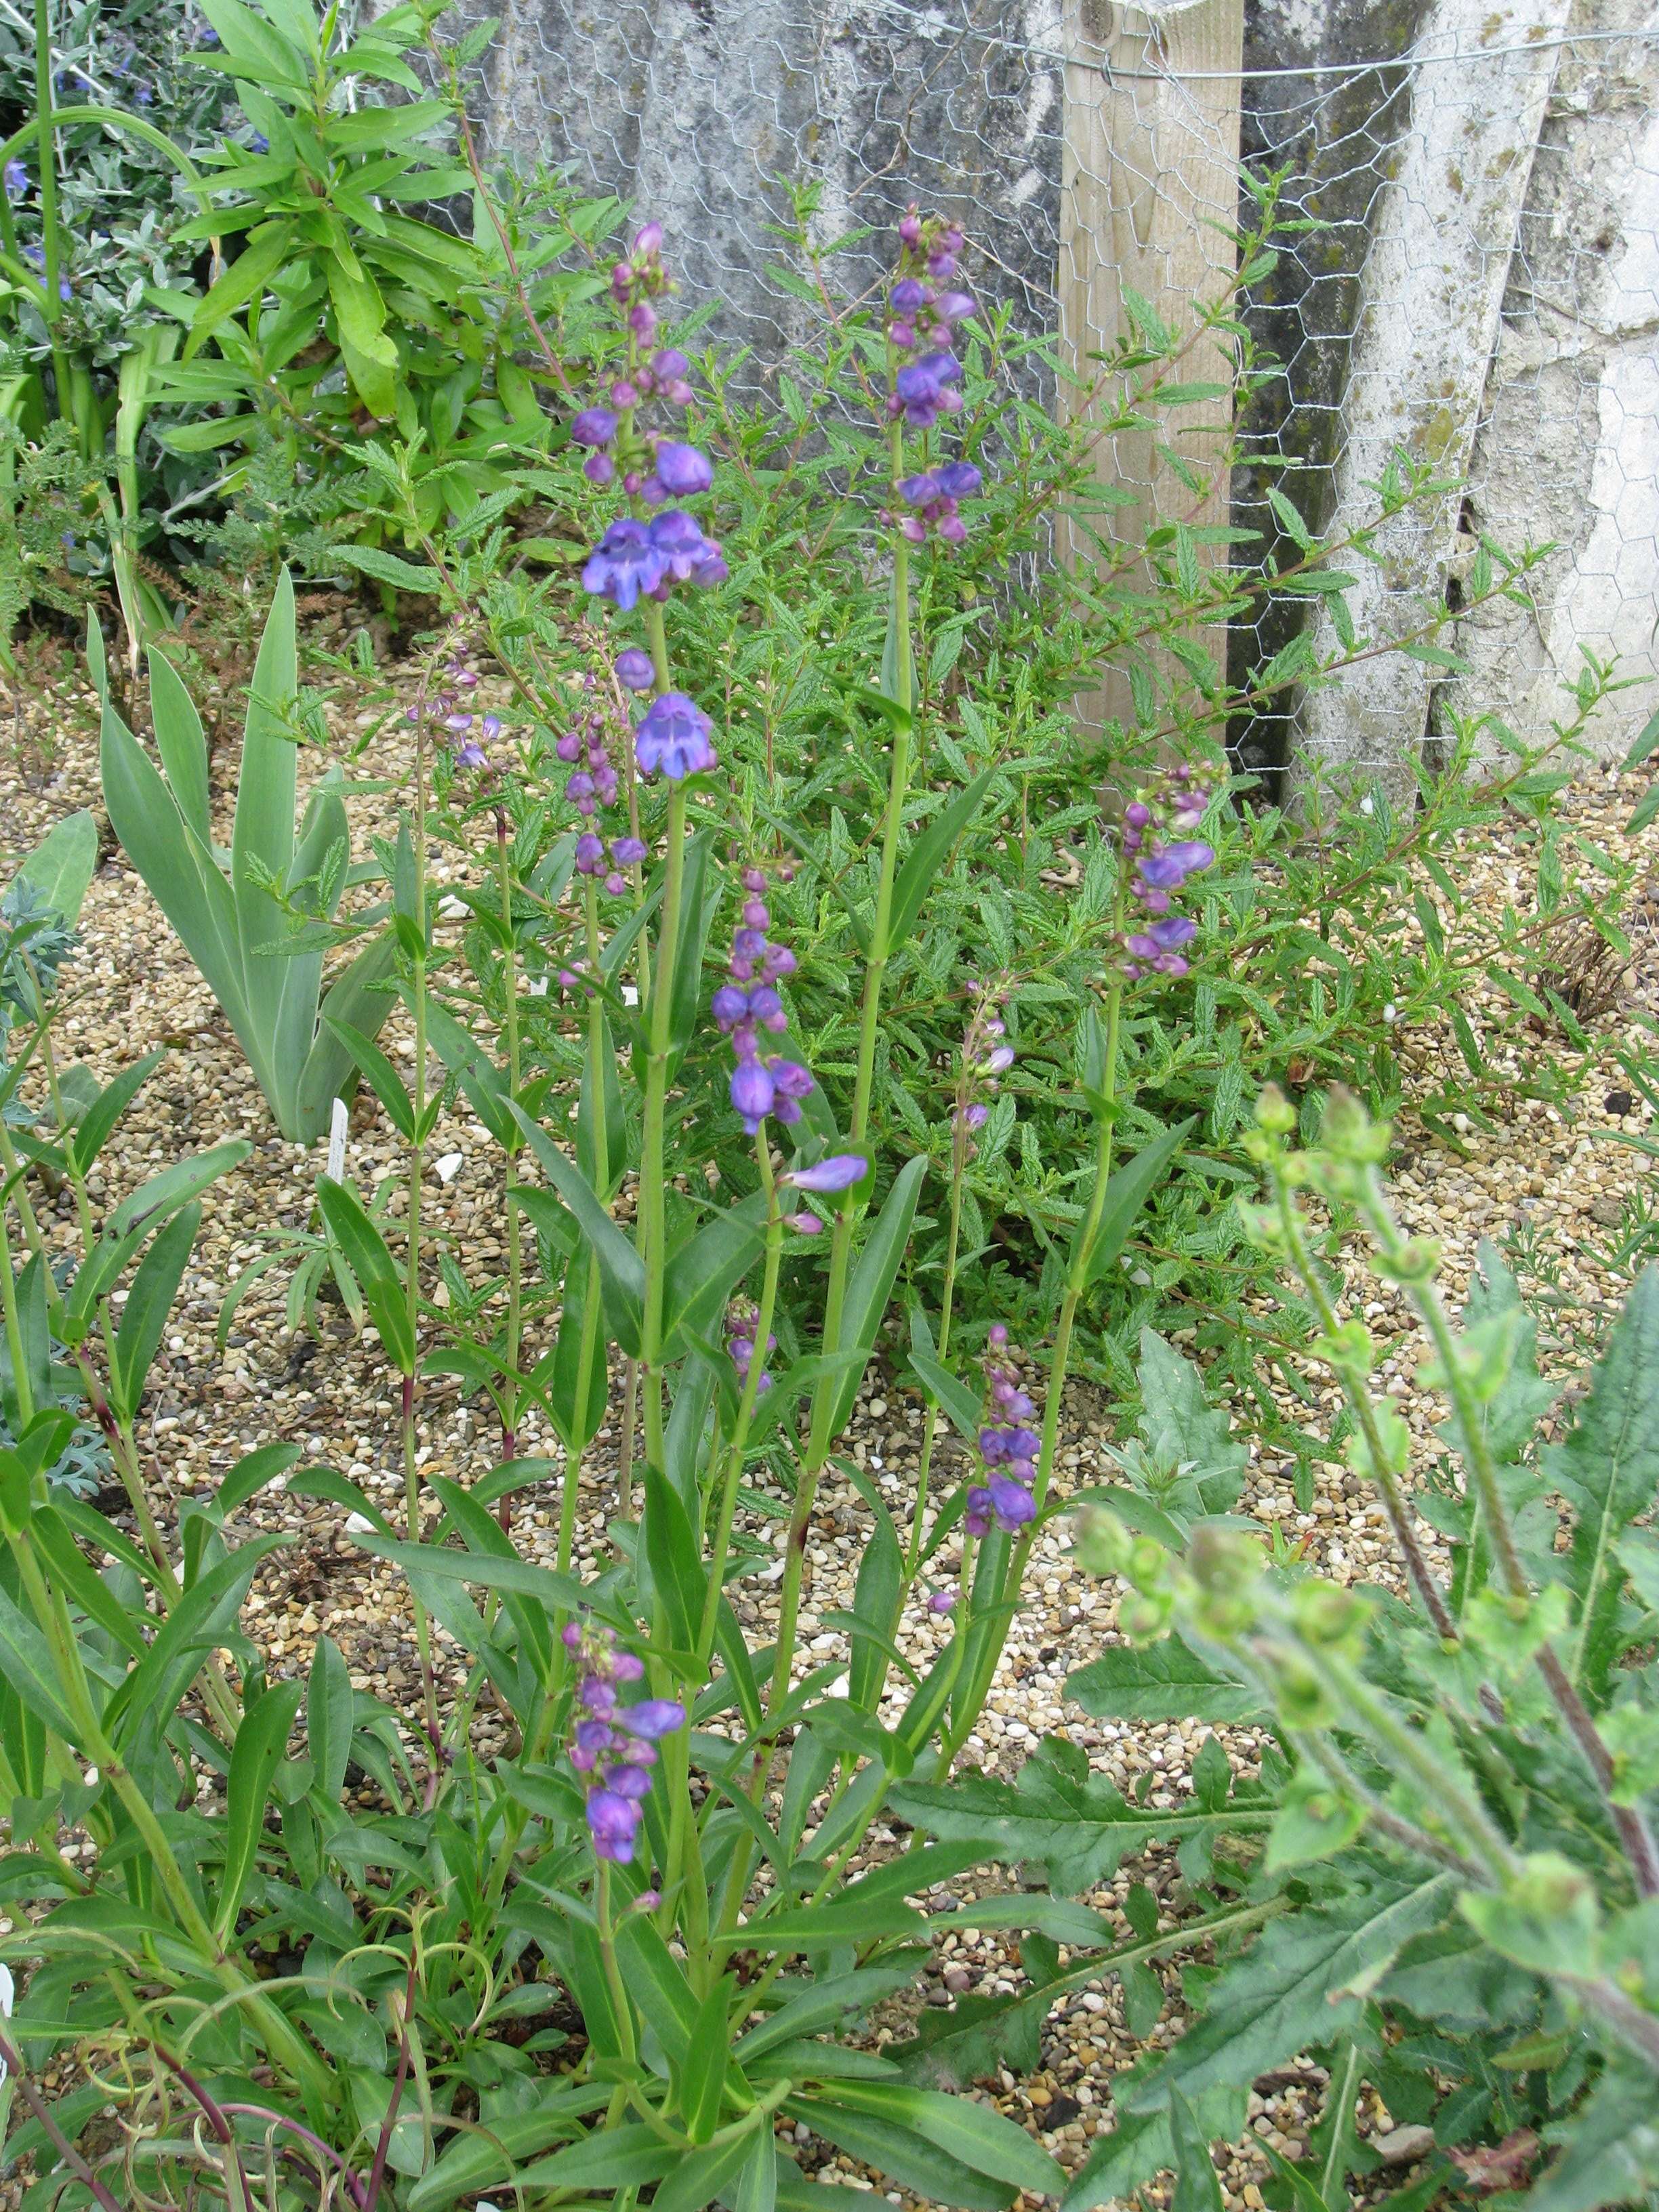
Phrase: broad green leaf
[
  {"left": 1061, "top": 2090, "right": 1250, "bottom": 2212},
  {"left": 1168, "top": 2089, "right": 1225, "bottom": 2212},
  {"left": 1519, "top": 2055, "right": 1659, "bottom": 2211},
  {"left": 663, "top": 1191, "right": 768, "bottom": 1357},
  {"left": 681, "top": 1978, "right": 735, "bottom": 2142},
  {"left": 640, "top": 1460, "right": 705, "bottom": 1654},
  {"left": 110, "top": 1535, "right": 289, "bottom": 1744},
  {"left": 14, "top": 810, "right": 98, "bottom": 926},
  {"left": 783, "top": 2093, "right": 1010, "bottom": 2212},
  {"left": 216, "top": 1679, "right": 303, "bottom": 1940},
  {"left": 0, "top": 1579, "right": 80, "bottom": 1740},
  {"left": 109, "top": 1139, "right": 251, "bottom": 1240},
  {"left": 306, "top": 1633, "right": 352, "bottom": 1805},
  {"left": 404, "top": 2093, "right": 611, "bottom": 2212},
  {"left": 516, "top": 2123, "right": 678, "bottom": 2192},
  {"left": 1067, "top": 1633, "right": 1263, "bottom": 1725},
  {"left": 298, "top": 938, "right": 402, "bottom": 1138},
  {"left": 722, "top": 1891, "right": 925, "bottom": 1954},
  {"left": 848, "top": 1510, "right": 903, "bottom": 1712},
  {"left": 644, "top": 2124, "right": 762, "bottom": 2212},
  {"left": 146, "top": 651, "right": 211, "bottom": 840},
  {"left": 65, "top": 1050, "right": 165, "bottom": 1181},
  {"left": 892, "top": 1736, "right": 1272, "bottom": 1894},
  {"left": 819, "top": 2082, "right": 1061, "bottom": 2198},
  {"left": 907, "top": 1347, "right": 981, "bottom": 1446},
  {"left": 1127, "top": 1870, "right": 1458, "bottom": 2110},
  {"left": 217, "top": 1441, "right": 300, "bottom": 1515},
  {"left": 1547, "top": 1267, "right": 1659, "bottom": 1694},
  {"left": 1126, "top": 1329, "right": 1250, "bottom": 1521}
]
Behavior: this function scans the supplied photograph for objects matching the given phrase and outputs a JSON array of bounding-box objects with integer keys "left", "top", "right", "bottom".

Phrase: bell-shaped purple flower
[
  {"left": 583, "top": 518, "right": 664, "bottom": 612},
  {"left": 572, "top": 407, "right": 617, "bottom": 449},
  {"left": 649, "top": 508, "right": 716, "bottom": 584},
  {"left": 623, "top": 1698, "right": 686, "bottom": 1740},
  {"left": 615, "top": 648, "right": 656, "bottom": 692},
  {"left": 988, "top": 1473, "right": 1036, "bottom": 1531},
  {"left": 586, "top": 1789, "right": 641, "bottom": 1862},
  {"left": 731, "top": 1059, "right": 775, "bottom": 1130},
  {"left": 654, "top": 442, "right": 714, "bottom": 496},
  {"left": 635, "top": 692, "right": 716, "bottom": 780}
]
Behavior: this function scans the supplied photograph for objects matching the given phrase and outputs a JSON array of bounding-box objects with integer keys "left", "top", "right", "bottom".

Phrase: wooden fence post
[{"left": 1058, "top": 0, "right": 1246, "bottom": 740}]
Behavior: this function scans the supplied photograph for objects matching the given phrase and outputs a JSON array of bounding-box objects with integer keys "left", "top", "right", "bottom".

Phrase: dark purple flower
[
  {"left": 654, "top": 442, "right": 713, "bottom": 496},
  {"left": 989, "top": 1473, "right": 1036, "bottom": 1530},
  {"left": 895, "top": 350, "right": 962, "bottom": 428},
  {"left": 731, "top": 1059, "right": 775, "bottom": 1130},
  {"left": 1148, "top": 916, "right": 1197, "bottom": 951},
  {"left": 571, "top": 407, "right": 617, "bottom": 449},
  {"left": 611, "top": 837, "right": 648, "bottom": 866},
  {"left": 583, "top": 518, "right": 664, "bottom": 612},
  {"left": 937, "top": 290, "right": 977, "bottom": 323},
  {"left": 651, "top": 347, "right": 689, "bottom": 382},
  {"left": 586, "top": 1788, "right": 641, "bottom": 1862},
  {"left": 635, "top": 691, "right": 716, "bottom": 781},
  {"left": 936, "top": 461, "right": 983, "bottom": 499},
  {"left": 965, "top": 1486, "right": 994, "bottom": 1538},
  {"left": 1135, "top": 841, "right": 1214, "bottom": 891},
  {"left": 575, "top": 833, "right": 606, "bottom": 874},
  {"left": 712, "top": 985, "right": 750, "bottom": 1029},
  {"left": 615, "top": 648, "right": 655, "bottom": 691},
  {"left": 606, "top": 1763, "right": 654, "bottom": 1799},
  {"left": 899, "top": 472, "right": 941, "bottom": 507},
  {"left": 890, "top": 277, "right": 928, "bottom": 312}
]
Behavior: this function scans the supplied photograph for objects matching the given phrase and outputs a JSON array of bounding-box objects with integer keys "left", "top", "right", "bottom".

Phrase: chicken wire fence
[{"left": 456, "top": 3, "right": 1659, "bottom": 768}]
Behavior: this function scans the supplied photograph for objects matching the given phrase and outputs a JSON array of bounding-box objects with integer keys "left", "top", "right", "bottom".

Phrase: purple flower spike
[
  {"left": 655, "top": 442, "right": 714, "bottom": 496},
  {"left": 783, "top": 1153, "right": 867, "bottom": 1193},
  {"left": 615, "top": 648, "right": 656, "bottom": 692},
  {"left": 635, "top": 691, "right": 717, "bottom": 781},
  {"left": 586, "top": 1789, "right": 640, "bottom": 1862},
  {"left": 625, "top": 1698, "right": 686, "bottom": 1740}
]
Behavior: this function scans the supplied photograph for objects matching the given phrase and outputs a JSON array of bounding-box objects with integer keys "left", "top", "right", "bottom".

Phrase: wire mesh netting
[{"left": 460, "top": 0, "right": 1659, "bottom": 768}]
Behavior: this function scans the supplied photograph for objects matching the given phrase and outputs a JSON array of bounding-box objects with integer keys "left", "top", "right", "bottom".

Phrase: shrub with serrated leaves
[{"left": 895, "top": 1087, "right": 1659, "bottom": 2212}]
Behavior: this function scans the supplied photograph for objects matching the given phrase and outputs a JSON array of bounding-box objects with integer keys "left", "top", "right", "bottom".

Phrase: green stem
[
  {"left": 30, "top": 0, "right": 73, "bottom": 427},
  {"left": 637, "top": 778, "right": 690, "bottom": 1472},
  {"left": 904, "top": 1130, "right": 966, "bottom": 1581},
  {"left": 494, "top": 808, "right": 525, "bottom": 1463},
  {"left": 768, "top": 525, "right": 915, "bottom": 1719},
  {"left": 697, "top": 1145, "right": 782, "bottom": 1667},
  {"left": 0, "top": 1200, "right": 34, "bottom": 1427},
  {"left": 403, "top": 728, "right": 438, "bottom": 1749}
]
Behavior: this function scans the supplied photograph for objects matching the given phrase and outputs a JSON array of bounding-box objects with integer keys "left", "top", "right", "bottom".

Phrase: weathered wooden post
[{"left": 1058, "top": 0, "right": 1246, "bottom": 741}]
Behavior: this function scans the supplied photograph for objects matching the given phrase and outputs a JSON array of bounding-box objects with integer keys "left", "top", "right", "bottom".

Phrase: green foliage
[
  {"left": 895, "top": 1098, "right": 1659, "bottom": 2211},
  {"left": 98, "top": 569, "right": 396, "bottom": 1139}
]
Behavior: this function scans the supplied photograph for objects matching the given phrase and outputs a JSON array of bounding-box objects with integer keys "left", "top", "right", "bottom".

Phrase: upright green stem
[
  {"left": 0, "top": 1201, "right": 35, "bottom": 1425},
  {"left": 768, "top": 520, "right": 914, "bottom": 1716},
  {"left": 494, "top": 808, "right": 525, "bottom": 1466},
  {"left": 403, "top": 730, "right": 439, "bottom": 1746},
  {"left": 905, "top": 1132, "right": 966, "bottom": 1580},
  {"left": 31, "top": 0, "right": 73, "bottom": 425},
  {"left": 697, "top": 1146, "right": 782, "bottom": 1666},
  {"left": 637, "top": 777, "right": 690, "bottom": 1472}
]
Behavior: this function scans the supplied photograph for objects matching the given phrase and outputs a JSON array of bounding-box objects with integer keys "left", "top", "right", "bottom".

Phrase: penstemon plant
[{"left": 0, "top": 203, "right": 1226, "bottom": 2212}]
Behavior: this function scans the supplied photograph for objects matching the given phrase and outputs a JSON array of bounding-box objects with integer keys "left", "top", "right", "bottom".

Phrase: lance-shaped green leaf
[
  {"left": 510, "top": 1104, "right": 643, "bottom": 1353},
  {"left": 1079, "top": 1118, "right": 1197, "bottom": 1287},
  {"left": 781, "top": 2091, "right": 1010, "bottom": 2212},
  {"left": 108, "top": 1202, "right": 199, "bottom": 1425},
  {"left": 317, "top": 1176, "right": 414, "bottom": 1374},
  {"left": 822, "top": 1154, "right": 926, "bottom": 1439},
  {"left": 65, "top": 1050, "right": 165, "bottom": 1182},
  {"left": 662, "top": 1189, "right": 768, "bottom": 1357},
  {"left": 1067, "top": 1633, "right": 1264, "bottom": 1725},
  {"left": 108, "top": 1534, "right": 291, "bottom": 1746},
  {"left": 884, "top": 771, "right": 999, "bottom": 960},
  {"left": 907, "top": 1346, "right": 982, "bottom": 1446},
  {"left": 14, "top": 809, "right": 98, "bottom": 926},
  {"left": 216, "top": 1679, "right": 304, "bottom": 1940},
  {"left": 306, "top": 1634, "right": 353, "bottom": 1805}
]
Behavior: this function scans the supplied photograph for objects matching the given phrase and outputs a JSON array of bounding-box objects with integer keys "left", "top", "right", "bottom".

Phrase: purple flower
[
  {"left": 649, "top": 508, "right": 716, "bottom": 583},
  {"left": 770, "top": 1060, "right": 814, "bottom": 1100},
  {"left": 615, "top": 648, "right": 655, "bottom": 692},
  {"left": 965, "top": 1486, "right": 994, "bottom": 1538},
  {"left": 937, "top": 291, "right": 977, "bottom": 323},
  {"left": 611, "top": 837, "right": 648, "bottom": 865},
  {"left": 575, "top": 833, "right": 606, "bottom": 874},
  {"left": 899, "top": 472, "right": 941, "bottom": 507},
  {"left": 1147, "top": 916, "right": 1197, "bottom": 951},
  {"left": 586, "top": 1789, "right": 641, "bottom": 1862},
  {"left": 787, "top": 1159, "right": 876, "bottom": 1194},
  {"left": 4, "top": 159, "right": 28, "bottom": 199},
  {"left": 936, "top": 461, "right": 983, "bottom": 499},
  {"left": 635, "top": 691, "right": 716, "bottom": 781},
  {"left": 895, "top": 350, "right": 962, "bottom": 428},
  {"left": 712, "top": 985, "right": 750, "bottom": 1028},
  {"left": 654, "top": 442, "right": 713, "bottom": 496},
  {"left": 651, "top": 347, "right": 689, "bottom": 381},
  {"left": 624, "top": 1698, "right": 686, "bottom": 1740},
  {"left": 731, "top": 1059, "right": 775, "bottom": 1130},
  {"left": 890, "top": 278, "right": 928, "bottom": 312},
  {"left": 606, "top": 1763, "right": 654, "bottom": 1799},
  {"left": 583, "top": 518, "right": 663, "bottom": 612},
  {"left": 1135, "top": 840, "right": 1214, "bottom": 891},
  {"left": 988, "top": 1473, "right": 1036, "bottom": 1530},
  {"left": 570, "top": 405, "right": 617, "bottom": 447}
]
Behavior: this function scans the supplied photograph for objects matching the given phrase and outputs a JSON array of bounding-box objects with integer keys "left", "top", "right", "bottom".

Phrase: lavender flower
[
  {"left": 572, "top": 407, "right": 617, "bottom": 449},
  {"left": 3, "top": 159, "right": 27, "bottom": 199},
  {"left": 962, "top": 1331, "right": 1042, "bottom": 1536},
  {"left": 1118, "top": 766, "right": 1218, "bottom": 980},
  {"left": 725, "top": 1300, "right": 776, "bottom": 1395},
  {"left": 653, "top": 442, "right": 713, "bottom": 497},
  {"left": 954, "top": 980, "right": 1012, "bottom": 1152},
  {"left": 615, "top": 648, "right": 655, "bottom": 692},
  {"left": 635, "top": 691, "right": 716, "bottom": 781},
  {"left": 894, "top": 350, "right": 963, "bottom": 430},
  {"left": 564, "top": 1621, "right": 684, "bottom": 1864},
  {"left": 582, "top": 518, "right": 663, "bottom": 611},
  {"left": 781, "top": 1154, "right": 869, "bottom": 1193}
]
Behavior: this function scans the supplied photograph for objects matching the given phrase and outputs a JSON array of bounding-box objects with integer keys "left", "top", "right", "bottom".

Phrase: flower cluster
[
  {"left": 885, "top": 211, "right": 975, "bottom": 429},
  {"left": 897, "top": 461, "right": 983, "bottom": 546},
  {"left": 964, "top": 1324, "right": 1040, "bottom": 1537},
  {"left": 635, "top": 692, "right": 716, "bottom": 781},
  {"left": 409, "top": 619, "right": 500, "bottom": 772},
  {"left": 724, "top": 1299, "right": 775, "bottom": 1397},
  {"left": 563, "top": 1620, "right": 684, "bottom": 1864},
  {"left": 954, "top": 979, "right": 1013, "bottom": 1150},
  {"left": 712, "top": 872, "right": 811, "bottom": 1132},
  {"left": 582, "top": 512, "right": 726, "bottom": 610},
  {"left": 1120, "top": 765, "right": 1216, "bottom": 981}
]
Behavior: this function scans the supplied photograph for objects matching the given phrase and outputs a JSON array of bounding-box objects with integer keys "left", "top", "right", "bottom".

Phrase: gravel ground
[{"left": 4, "top": 629, "right": 1657, "bottom": 2211}]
